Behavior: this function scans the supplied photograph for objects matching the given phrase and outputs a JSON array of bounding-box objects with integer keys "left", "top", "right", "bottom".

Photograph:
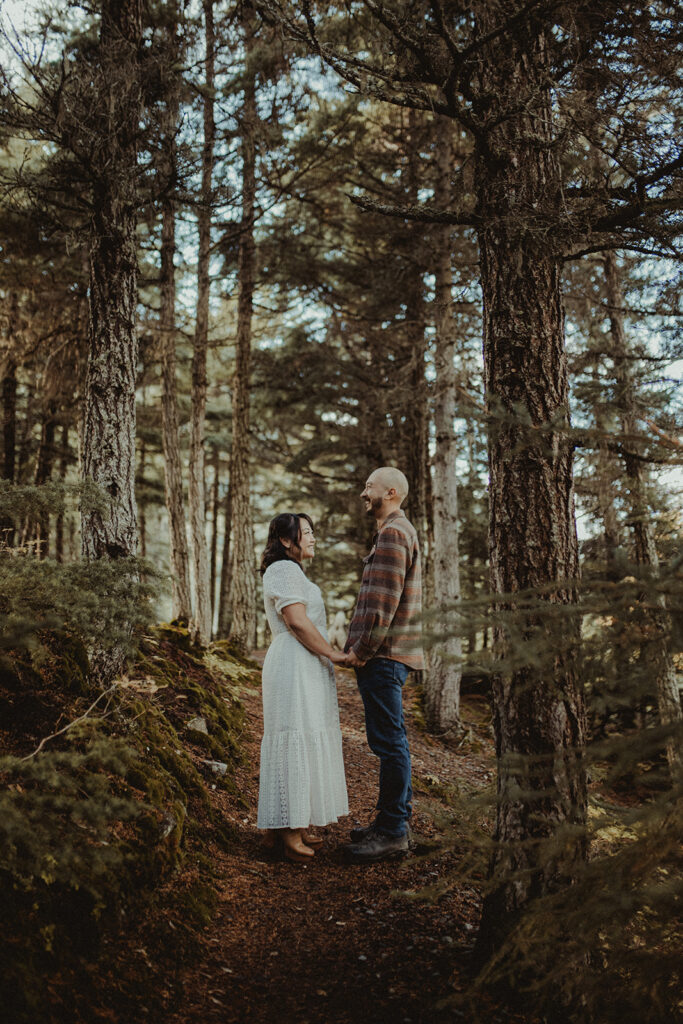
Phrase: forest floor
[{"left": 80, "top": 657, "right": 507, "bottom": 1024}]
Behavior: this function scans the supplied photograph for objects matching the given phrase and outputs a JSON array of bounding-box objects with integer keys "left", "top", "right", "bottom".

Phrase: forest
[{"left": 0, "top": 0, "right": 681, "bottom": 1022}]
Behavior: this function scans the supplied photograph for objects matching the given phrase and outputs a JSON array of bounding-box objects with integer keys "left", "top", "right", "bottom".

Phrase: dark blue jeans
[{"left": 355, "top": 658, "right": 412, "bottom": 837}]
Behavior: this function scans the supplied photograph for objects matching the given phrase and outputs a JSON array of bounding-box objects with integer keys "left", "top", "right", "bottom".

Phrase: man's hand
[{"left": 346, "top": 649, "right": 366, "bottom": 668}]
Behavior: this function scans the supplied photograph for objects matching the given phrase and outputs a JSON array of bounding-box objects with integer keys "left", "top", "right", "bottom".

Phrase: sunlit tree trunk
[
  {"left": 217, "top": 483, "right": 232, "bottom": 637},
  {"left": 227, "top": 4, "right": 258, "bottom": 652},
  {"left": 188, "top": 0, "right": 215, "bottom": 643},
  {"left": 475, "top": 18, "right": 587, "bottom": 955},
  {"left": 159, "top": 54, "right": 192, "bottom": 621},
  {"left": 209, "top": 446, "right": 220, "bottom": 630},
  {"left": 81, "top": 0, "right": 143, "bottom": 682},
  {"left": 425, "top": 123, "right": 462, "bottom": 734},
  {"left": 603, "top": 251, "right": 682, "bottom": 777}
]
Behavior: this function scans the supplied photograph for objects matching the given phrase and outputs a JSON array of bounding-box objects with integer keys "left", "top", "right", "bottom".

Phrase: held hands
[
  {"left": 329, "top": 651, "right": 350, "bottom": 665},
  {"left": 329, "top": 650, "right": 366, "bottom": 667},
  {"left": 344, "top": 649, "right": 366, "bottom": 668}
]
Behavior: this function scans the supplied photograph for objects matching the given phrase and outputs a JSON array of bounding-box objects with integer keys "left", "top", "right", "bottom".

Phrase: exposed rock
[{"left": 187, "top": 715, "right": 209, "bottom": 734}]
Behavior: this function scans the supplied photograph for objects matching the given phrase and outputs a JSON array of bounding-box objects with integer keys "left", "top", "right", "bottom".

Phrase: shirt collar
[{"left": 372, "top": 508, "right": 406, "bottom": 540}]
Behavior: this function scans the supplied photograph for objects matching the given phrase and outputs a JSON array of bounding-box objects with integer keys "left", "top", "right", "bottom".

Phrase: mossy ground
[{"left": 0, "top": 623, "right": 259, "bottom": 1024}]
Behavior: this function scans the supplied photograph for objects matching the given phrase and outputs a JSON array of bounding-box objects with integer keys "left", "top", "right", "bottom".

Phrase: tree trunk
[
  {"left": 138, "top": 431, "right": 147, "bottom": 561},
  {"left": 594, "top": 429, "right": 623, "bottom": 579},
  {"left": 159, "top": 68, "right": 192, "bottom": 621},
  {"left": 2, "top": 361, "right": 16, "bottom": 483},
  {"left": 475, "top": 20, "right": 587, "bottom": 955},
  {"left": 424, "top": 123, "right": 462, "bottom": 735},
  {"left": 55, "top": 423, "right": 69, "bottom": 563},
  {"left": 188, "top": 0, "right": 215, "bottom": 644},
  {"left": 81, "top": 0, "right": 143, "bottom": 682},
  {"left": 34, "top": 399, "right": 57, "bottom": 557},
  {"left": 217, "top": 483, "right": 232, "bottom": 637},
  {"left": 17, "top": 370, "right": 34, "bottom": 486},
  {"left": 227, "top": 6, "right": 258, "bottom": 652},
  {"left": 1, "top": 348, "right": 17, "bottom": 546},
  {"left": 209, "top": 446, "right": 220, "bottom": 630},
  {"left": 603, "top": 252, "right": 682, "bottom": 777},
  {"left": 401, "top": 109, "right": 430, "bottom": 569}
]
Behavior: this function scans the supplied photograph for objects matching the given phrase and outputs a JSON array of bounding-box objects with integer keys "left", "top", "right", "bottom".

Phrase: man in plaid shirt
[{"left": 344, "top": 467, "right": 423, "bottom": 862}]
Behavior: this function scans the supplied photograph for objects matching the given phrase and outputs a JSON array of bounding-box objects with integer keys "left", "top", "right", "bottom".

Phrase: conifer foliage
[{"left": 0, "top": 0, "right": 681, "bottom": 1020}]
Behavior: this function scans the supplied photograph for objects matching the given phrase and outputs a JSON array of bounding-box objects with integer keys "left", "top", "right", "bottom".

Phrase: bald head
[
  {"left": 370, "top": 467, "right": 409, "bottom": 503},
  {"left": 361, "top": 466, "right": 409, "bottom": 524}
]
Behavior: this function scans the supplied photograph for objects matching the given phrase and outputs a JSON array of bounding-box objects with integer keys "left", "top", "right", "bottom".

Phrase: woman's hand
[{"left": 329, "top": 651, "right": 350, "bottom": 665}]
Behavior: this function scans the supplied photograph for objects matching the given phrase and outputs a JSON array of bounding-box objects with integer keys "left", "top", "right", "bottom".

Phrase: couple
[{"left": 256, "top": 466, "right": 424, "bottom": 864}]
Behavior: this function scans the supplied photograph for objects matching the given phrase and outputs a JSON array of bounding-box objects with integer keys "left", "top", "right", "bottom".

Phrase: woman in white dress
[{"left": 257, "top": 512, "right": 349, "bottom": 862}]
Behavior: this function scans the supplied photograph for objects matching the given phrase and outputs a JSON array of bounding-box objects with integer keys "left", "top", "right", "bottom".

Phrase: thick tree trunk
[
  {"left": 227, "top": 7, "right": 257, "bottom": 652},
  {"left": 188, "top": 0, "right": 215, "bottom": 644},
  {"left": 475, "top": 22, "right": 587, "bottom": 955},
  {"left": 603, "top": 252, "right": 682, "bottom": 777},
  {"left": 159, "top": 77, "right": 192, "bottom": 621},
  {"left": 81, "top": 0, "right": 143, "bottom": 682},
  {"left": 424, "top": 123, "right": 462, "bottom": 734}
]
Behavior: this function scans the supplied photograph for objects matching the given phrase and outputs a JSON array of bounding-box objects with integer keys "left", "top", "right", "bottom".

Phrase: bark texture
[
  {"left": 81, "top": 0, "right": 143, "bottom": 681},
  {"left": 188, "top": 0, "right": 215, "bottom": 643},
  {"left": 138, "top": 429, "right": 147, "bottom": 560},
  {"left": 401, "top": 110, "right": 430, "bottom": 574},
  {"left": 424, "top": 123, "right": 462, "bottom": 735},
  {"left": 34, "top": 399, "right": 57, "bottom": 557},
  {"left": 209, "top": 447, "right": 220, "bottom": 623},
  {"left": 475, "top": 18, "right": 587, "bottom": 953},
  {"left": 159, "top": 71, "right": 192, "bottom": 622},
  {"left": 55, "top": 424, "right": 69, "bottom": 563},
  {"left": 603, "top": 252, "right": 682, "bottom": 777},
  {"left": 217, "top": 484, "right": 232, "bottom": 637},
  {"left": 1, "top": 348, "right": 17, "bottom": 546},
  {"left": 227, "top": 6, "right": 258, "bottom": 652}
]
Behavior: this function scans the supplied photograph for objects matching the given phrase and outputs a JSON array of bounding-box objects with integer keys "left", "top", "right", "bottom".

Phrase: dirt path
[{"left": 164, "top": 664, "right": 495, "bottom": 1024}]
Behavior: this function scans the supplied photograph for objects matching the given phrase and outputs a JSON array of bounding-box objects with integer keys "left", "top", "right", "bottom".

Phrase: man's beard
[{"left": 365, "top": 496, "right": 383, "bottom": 516}]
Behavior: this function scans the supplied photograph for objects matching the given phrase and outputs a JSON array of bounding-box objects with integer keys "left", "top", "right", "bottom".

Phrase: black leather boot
[{"left": 344, "top": 830, "right": 409, "bottom": 863}]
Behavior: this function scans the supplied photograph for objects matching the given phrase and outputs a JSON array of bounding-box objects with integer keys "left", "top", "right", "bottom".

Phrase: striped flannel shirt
[{"left": 345, "top": 510, "right": 424, "bottom": 670}]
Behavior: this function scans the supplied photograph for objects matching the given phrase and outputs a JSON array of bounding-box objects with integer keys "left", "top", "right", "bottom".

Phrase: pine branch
[
  {"left": 640, "top": 418, "right": 683, "bottom": 451},
  {"left": 346, "top": 192, "right": 477, "bottom": 226}
]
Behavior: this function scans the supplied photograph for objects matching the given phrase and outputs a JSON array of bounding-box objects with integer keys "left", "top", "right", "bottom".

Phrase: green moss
[
  {"left": 0, "top": 620, "right": 255, "bottom": 1023},
  {"left": 180, "top": 878, "right": 218, "bottom": 927}
]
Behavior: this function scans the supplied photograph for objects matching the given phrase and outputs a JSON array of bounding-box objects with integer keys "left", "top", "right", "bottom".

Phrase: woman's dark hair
[{"left": 260, "top": 512, "right": 314, "bottom": 574}]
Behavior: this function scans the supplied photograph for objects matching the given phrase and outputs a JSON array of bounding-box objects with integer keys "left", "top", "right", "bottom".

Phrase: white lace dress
[{"left": 257, "top": 559, "right": 349, "bottom": 830}]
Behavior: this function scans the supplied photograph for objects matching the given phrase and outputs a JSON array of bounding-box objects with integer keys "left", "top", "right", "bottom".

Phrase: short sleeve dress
[{"left": 257, "top": 559, "right": 349, "bottom": 830}]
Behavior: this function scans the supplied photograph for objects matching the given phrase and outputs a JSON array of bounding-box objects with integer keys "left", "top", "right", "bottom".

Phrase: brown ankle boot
[{"left": 283, "top": 829, "right": 315, "bottom": 863}]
